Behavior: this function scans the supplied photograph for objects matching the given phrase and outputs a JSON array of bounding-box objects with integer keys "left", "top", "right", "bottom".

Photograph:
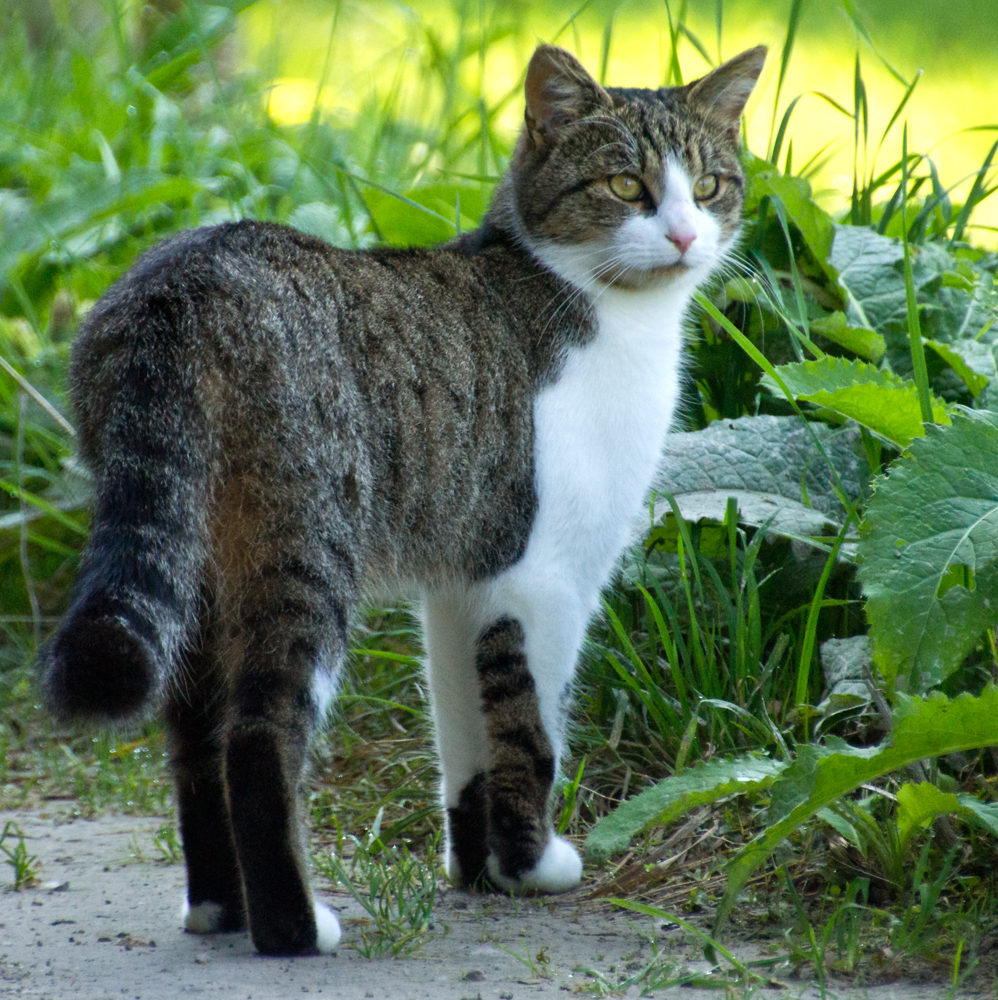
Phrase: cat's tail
[{"left": 40, "top": 236, "right": 217, "bottom": 722}]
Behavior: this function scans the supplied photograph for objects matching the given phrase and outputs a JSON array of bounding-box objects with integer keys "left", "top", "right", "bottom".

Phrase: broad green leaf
[
  {"left": 828, "top": 225, "right": 998, "bottom": 376},
  {"left": 748, "top": 160, "right": 835, "bottom": 273},
  {"left": 651, "top": 415, "right": 868, "bottom": 554},
  {"left": 584, "top": 754, "right": 786, "bottom": 861},
  {"left": 655, "top": 415, "right": 868, "bottom": 522},
  {"left": 762, "top": 357, "right": 950, "bottom": 448},
  {"left": 924, "top": 338, "right": 994, "bottom": 398},
  {"left": 653, "top": 490, "right": 837, "bottom": 551},
  {"left": 896, "top": 781, "right": 998, "bottom": 852},
  {"left": 810, "top": 311, "right": 885, "bottom": 362},
  {"left": 817, "top": 636, "right": 872, "bottom": 713},
  {"left": 714, "top": 685, "right": 998, "bottom": 937},
  {"left": 858, "top": 412, "right": 998, "bottom": 692}
]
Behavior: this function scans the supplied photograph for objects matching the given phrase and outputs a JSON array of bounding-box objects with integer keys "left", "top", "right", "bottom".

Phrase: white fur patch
[
  {"left": 425, "top": 156, "right": 735, "bottom": 896},
  {"left": 311, "top": 665, "right": 337, "bottom": 721},
  {"left": 422, "top": 590, "right": 491, "bottom": 809},
  {"left": 181, "top": 900, "right": 225, "bottom": 934},
  {"left": 313, "top": 899, "right": 341, "bottom": 952},
  {"left": 486, "top": 836, "right": 582, "bottom": 895}
]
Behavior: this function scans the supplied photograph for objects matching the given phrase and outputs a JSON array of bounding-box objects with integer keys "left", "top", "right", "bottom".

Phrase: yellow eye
[
  {"left": 609, "top": 174, "right": 644, "bottom": 202},
  {"left": 693, "top": 174, "right": 720, "bottom": 200}
]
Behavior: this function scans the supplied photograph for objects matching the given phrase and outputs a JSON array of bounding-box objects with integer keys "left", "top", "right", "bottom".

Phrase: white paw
[
  {"left": 182, "top": 900, "right": 225, "bottom": 934},
  {"left": 313, "top": 899, "right": 341, "bottom": 953},
  {"left": 486, "top": 836, "right": 582, "bottom": 895}
]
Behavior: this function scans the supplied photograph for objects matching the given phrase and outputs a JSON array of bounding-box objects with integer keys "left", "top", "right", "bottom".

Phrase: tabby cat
[{"left": 41, "top": 42, "right": 765, "bottom": 956}]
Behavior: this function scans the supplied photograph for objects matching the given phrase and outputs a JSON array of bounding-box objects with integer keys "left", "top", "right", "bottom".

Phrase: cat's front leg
[
  {"left": 474, "top": 607, "right": 584, "bottom": 895},
  {"left": 422, "top": 590, "right": 490, "bottom": 888}
]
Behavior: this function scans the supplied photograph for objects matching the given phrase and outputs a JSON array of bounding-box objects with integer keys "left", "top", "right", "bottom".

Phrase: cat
[{"left": 40, "top": 41, "right": 765, "bottom": 956}]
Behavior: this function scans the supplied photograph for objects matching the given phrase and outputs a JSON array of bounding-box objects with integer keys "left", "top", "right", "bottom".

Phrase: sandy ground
[{"left": 0, "top": 811, "right": 973, "bottom": 999}]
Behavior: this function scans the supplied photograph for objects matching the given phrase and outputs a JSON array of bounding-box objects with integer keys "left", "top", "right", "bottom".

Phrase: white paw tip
[
  {"left": 182, "top": 900, "right": 225, "bottom": 934},
  {"left": 444, "top": 847, "right": 463, "bottom": 884},
  {"left": 313, "top": 899, "right": 341, "bottom": 953},
  {"left": 487, "top": 836, "right": 583, "bottom": 895}
]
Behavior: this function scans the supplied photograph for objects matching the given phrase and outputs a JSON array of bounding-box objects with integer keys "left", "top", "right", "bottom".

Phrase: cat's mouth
[{"left": 597, "top": 261, "right": 689, "bottom": 290}]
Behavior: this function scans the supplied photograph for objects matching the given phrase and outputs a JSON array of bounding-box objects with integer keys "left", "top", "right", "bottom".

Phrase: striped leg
[
  {"left": 475, "top": 613, "right": 583, "bottom": 894},
  {"left": 214, "top": 473, "right": 357, "bottom": 955},
  {"left": 222, "top": 556, "right": 348, "bottom": 956}
]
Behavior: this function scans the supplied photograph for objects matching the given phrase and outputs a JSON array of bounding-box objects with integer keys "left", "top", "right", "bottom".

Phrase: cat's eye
[
  {"left": 693, "top": 174, "right": 721, "bottom": 200},
  {"left": 609, "top": 174, "right": 644, "bottom": 202}
]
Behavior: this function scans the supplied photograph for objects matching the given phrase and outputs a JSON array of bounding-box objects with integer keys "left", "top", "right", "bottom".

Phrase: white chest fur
[{"left": 512, "top": 280, "right": 693, "bottom": 611}]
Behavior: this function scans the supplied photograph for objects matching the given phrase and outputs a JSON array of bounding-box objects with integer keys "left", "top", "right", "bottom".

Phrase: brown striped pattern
[{"left": 475, "top": 617, "right": 556, "bottom": 882}]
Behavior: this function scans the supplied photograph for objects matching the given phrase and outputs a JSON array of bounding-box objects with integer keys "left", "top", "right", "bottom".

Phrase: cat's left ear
[
  {"left": 684, "top": 45, "right": 767, "bottom": 135},
  {"left": 524, "top": 45, "right": 613, "bottom": 148}
]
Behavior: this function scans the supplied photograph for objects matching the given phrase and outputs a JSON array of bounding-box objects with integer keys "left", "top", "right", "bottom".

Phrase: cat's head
[{"left": 506, "top": 43, "right": 766, "bottom": 292}]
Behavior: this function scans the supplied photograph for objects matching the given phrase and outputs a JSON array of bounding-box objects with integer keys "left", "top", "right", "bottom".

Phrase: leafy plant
[
  {"left": 314, "top": 818, "right": 439, "bottom": 957},
  {"left": 587, "top": 685, "right": 998, "bottom": 941},
  {"left": 0, "top": 820, "right": 39, "bottom": 889},
  {"left": 859, "top": 411, "right": 998, "bottom": 693},
  {"left": 153, "top": 823, "right": 183, "bottom": 864}
]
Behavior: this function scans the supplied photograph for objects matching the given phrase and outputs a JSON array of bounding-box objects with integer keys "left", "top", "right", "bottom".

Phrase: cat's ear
[
  {"left": 524, "top": 45, "right": 612, "bottom": 147},
  {"left": 685, "top": 45, "right": 767, "bottom": 134}
]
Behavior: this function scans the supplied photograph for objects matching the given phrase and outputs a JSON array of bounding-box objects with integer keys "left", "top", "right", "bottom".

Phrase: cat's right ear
[{"left": 524, "top": 45, "right": 612, "bottom": 148}]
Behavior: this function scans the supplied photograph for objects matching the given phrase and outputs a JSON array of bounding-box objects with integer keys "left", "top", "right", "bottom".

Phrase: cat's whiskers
[
  {"left": 536, "top": 256, "right": 621, "bottom": 336},
  {"left": 535, "top": 249, "right": 638, "bottom": 338}
]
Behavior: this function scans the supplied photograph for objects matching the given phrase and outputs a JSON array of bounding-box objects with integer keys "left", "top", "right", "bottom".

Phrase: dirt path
[{"left": 0, "top": 811, "right": 970, "bottom": 999}]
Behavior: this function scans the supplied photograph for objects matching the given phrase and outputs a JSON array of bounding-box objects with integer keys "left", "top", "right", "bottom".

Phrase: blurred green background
[{"left": 237, "top": 0, "right": 998, "bottom": 241}]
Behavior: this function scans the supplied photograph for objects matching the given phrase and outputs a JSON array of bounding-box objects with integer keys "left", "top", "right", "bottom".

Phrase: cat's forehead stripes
[{"left": 515, "top": 87, "right": 745, "bottom": 245}]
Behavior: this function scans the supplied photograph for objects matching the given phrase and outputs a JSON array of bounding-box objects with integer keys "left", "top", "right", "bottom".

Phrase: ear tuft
[
  {"left": 524, "top": 45, "right": 612, "bottom": 146},
  {"left": 686, "top": 45, "right": 767, "bottom": 130}
]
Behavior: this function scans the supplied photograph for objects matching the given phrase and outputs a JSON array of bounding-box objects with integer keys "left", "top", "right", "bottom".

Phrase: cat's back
[
  {"left": 71, "top": 219, "right": 585, "bottom": 585},
  {"left": 78, "top": 219, "right": 568, "bottom": 379}
]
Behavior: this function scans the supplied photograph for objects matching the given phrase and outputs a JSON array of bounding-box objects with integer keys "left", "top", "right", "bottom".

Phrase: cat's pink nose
[{"left": 668, "top": 228, "right": 697, "bottom": 255}]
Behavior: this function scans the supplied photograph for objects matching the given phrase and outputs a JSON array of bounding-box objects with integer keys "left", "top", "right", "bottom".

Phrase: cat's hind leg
[
  {"left": 216, "top": 479, "right": 356, "bottom": 956},
  {"left": 422, "top": 589, "right": 490, "bottom": 888},
  {"left": 166, "top": 597, "right": 245, "bottom": 934}
]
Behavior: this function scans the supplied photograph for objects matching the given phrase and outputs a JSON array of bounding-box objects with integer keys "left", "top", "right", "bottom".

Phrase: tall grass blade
[
  {"left": 851, "top": 51, "right": 870, "bottom": 224},
  {"left": 872, "top": 68, "right": 922, "bottom": 173},
  {"left": 598, "top": 14, "right": 614, "bottom": 86},
  {"left": 603, "top": 602, "right": 679, "bottom": 733},
  {"left": 636, "top": 584, "right": 688, "bottom": 715},
  {"left": 663, "top": 0, "right": 683, "bottom": 86},
  {"left": 0, "top": 356, "right": 76, "bottom": 437},
  {"left": 769, "top": 195, "right": 812, "bottom": 342},
  {"left": 900, "top": 125, "right": 933, "bottom": 425},
  {"left": 837, "top": 0, "right": 908, "bottom": 84},
  {"left": 677, "top": 23, "right": 713, "bottom": 68},
  {"left": 770, "top": 94, "right": 802, "bottom": 170},
  {"left": 767, "top": 0, "right": 804, "bottom": 160},
  {"left": 951, "top": 139, "right": 998, "bottom": 245},
  {"left": 795, "top": 517, "right": 851, "bottom": 740}
]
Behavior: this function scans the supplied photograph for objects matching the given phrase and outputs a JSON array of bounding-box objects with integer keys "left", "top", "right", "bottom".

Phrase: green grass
[{"left": 2, "top": 0, "right": 998, "bottom": 985}]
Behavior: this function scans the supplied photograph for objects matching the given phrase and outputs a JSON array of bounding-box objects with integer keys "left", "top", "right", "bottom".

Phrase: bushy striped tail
[{"left": 41, "top": 240, "right": 216, "bottom": 722}]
